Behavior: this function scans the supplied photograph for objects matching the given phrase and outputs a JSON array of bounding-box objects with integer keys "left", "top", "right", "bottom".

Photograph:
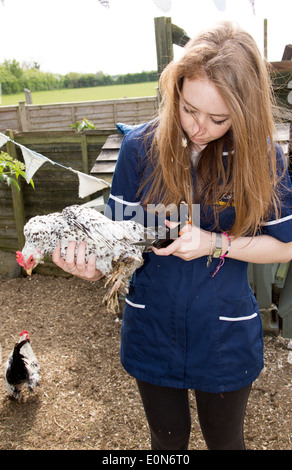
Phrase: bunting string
[
  {"left": 248, "top": 0, "right": 255, "bottom": 14},
  {"left": 0, "top": 131, "right": 111, "bottom": 198}
]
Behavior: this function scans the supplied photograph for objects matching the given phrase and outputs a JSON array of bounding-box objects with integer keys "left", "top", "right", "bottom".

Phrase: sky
[{"left": 0, "top": 0, "right": 291, "bottom": 76}]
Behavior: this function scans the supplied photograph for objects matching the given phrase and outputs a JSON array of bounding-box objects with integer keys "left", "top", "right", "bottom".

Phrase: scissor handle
[{"left": 153, "top": 219, "right": 189, "bottom": 249}]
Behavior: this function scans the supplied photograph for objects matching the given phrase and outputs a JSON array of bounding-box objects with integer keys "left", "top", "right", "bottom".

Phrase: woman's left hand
[
  {"left": 52, "top": 241, "right": 104, "bottom": 281},
  {"left": 152, "top": 220, "right": 210, "bottom": 261}
]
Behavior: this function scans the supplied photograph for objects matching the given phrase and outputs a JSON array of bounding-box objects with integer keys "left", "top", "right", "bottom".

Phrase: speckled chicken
[
  {"left": 16, "top": 205, "right": 156, "bottom": 312},
  {"left": 4, "top": 330, "right": 40, "bottom": 402}
]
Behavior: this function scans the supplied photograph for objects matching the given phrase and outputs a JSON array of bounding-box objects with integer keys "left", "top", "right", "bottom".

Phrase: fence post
[
  {"left": 81, "top": 133, "right": 89, "bottom": 174},
  {"left": 18, "top": 101, "right": 30, "bottom": 132},
  {"left": 24, "top": 88, "right": 33, "bottom": 104},
  {"left": 6, "top": 130, "right": 25, "bottom": 249},
  {"left": 154, "top": 17, "right": 174, "bottom": 75}
]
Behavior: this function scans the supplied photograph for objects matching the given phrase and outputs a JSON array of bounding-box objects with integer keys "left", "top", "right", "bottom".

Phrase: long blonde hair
[{"left": 140, "top": 21, "right": 281, "bottom": 237}]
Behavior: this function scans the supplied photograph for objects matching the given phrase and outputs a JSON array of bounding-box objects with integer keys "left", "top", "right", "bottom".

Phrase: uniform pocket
[
  {"left": 218, "top": 296, "right": 263, "bottom": 382},
  {"left": 120, "top": 282, "right": 171, "bottom": 378}
]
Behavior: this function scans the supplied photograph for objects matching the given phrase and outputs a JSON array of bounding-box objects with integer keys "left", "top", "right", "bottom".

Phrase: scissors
[{"left": 132, "top": 219, "right": 191, "bottom": 252}]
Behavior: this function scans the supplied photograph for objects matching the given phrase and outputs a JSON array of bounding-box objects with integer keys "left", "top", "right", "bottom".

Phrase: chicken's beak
[{"left": 26, "top": 268, "right": 33, "bottom": 276}]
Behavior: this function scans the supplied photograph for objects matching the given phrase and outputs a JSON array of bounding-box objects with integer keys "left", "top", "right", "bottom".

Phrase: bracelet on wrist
[
  {"left": 206, "top": 231, "right": 231, "bottom": 273},
  {"left": 206, "top": 232, "right": 214, "bottom": 268},
  {"left": 221, "top": 232, "right": 231, "bottom": 258}
]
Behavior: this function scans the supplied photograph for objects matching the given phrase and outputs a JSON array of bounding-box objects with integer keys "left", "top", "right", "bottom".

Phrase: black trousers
[{"left": 136, "top": 379, "right": 252, "bottom": 450}]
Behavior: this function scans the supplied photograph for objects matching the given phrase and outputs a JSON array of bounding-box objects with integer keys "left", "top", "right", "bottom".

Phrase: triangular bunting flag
[
  {"left": 0, "top": 133, "right": 8, "bottom": 148},
  {"left": 1, "top": 131, "right": 112, "bottom": 197},
  {"left": 70, "top": 169, "right": 111, "bottom": 198},
  {"left": 212, "top": 0, "right": 226, "bottom": 11},
  {"left": 21, "top": 146, "right": 51, "bottom": 184},
  {"left": 152, "top": 0, "right": 172, "bottom": 12}
]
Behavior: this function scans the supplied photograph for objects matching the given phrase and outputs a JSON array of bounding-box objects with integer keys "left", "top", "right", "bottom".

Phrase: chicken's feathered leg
[{"left": 102, "top": 255, "right": 143, "bottom": 313}]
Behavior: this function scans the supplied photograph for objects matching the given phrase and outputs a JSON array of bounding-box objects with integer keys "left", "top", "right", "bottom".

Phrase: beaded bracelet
[
  {"left": 211, "top": 232, "right": 231, "bottom": 278},
  {"left": 221, "top": 232, "right": 231, "bottom": 259}
]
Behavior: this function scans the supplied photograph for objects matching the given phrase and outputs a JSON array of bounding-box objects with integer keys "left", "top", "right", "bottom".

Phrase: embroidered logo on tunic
[{"left": 214, "top": 193, "right": 234, "bottom": 207}]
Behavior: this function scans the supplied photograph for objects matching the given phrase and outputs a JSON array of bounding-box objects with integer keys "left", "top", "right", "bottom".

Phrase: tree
[{"left": 3, "top": 59, "right": 23, "bottom": 79}]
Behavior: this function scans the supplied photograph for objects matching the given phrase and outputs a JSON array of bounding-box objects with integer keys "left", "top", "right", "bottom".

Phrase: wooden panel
[
  {"left": 271, "top": 61, "right": 292, "bottom": 72},
  {"left": 0, "top": 131, "right": 111, "bottom": 238},
  {"left": 0, "top": 97, "right": 158, "bottom": 132},
  {"left": 102, "top": 134, "right": 124, "bottom": 149},
  {"left": 0, "top": 105, "right": 20, "bottom": 131},
  {"left": 96, "top": 149, "right": 121, "bottom": 161},
  {"left": 20, "top": 97, "right": 158, "bottom": 132},
  {"left": 0, "top": 181, "right": 17, "bottom": 250},
  {"left": 91, "top": 161, "right": 117, "bottom": 173},
  {"left": 91, "top": 133, "right": 123, "bottom": 176}
]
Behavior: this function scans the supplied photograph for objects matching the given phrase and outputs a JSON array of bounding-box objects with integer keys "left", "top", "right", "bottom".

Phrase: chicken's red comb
[
  {"left": 16, "top": 251, "right": 25, "bottom": 267},
  {"left": 19, "top": 330, "right": 30, "bottom": 338}
]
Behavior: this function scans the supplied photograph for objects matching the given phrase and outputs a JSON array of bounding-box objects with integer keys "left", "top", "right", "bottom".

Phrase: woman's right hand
[
  {"left": 52, "top": 241, "right": 104, "bottom": 281},
  {"left": 152, "top": 219, "right": 210, "bottom": 261}
]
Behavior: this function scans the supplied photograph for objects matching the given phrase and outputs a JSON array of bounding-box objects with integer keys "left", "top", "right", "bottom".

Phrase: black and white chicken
[
  {"left": 4, "top": 330, "right": 40, "bottom": 402},
  {"left": 16, "top": 205, "right": 160, "bottom": 312}
]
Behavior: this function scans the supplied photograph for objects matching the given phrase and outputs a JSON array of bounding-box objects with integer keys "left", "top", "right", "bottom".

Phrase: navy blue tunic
[{"left": 105, "top": 122, "right": 292, "bottom": 393}]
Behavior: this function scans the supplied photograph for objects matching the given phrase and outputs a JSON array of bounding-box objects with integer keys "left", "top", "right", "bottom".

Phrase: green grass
[{"left": 0, "top": 82, "right": 158, "bottom": 106}]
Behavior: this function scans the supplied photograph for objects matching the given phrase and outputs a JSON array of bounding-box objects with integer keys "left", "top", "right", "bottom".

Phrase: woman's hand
[
  {"left": 52, "top": 241, "right": 104, "bottom": 281},
  {"left": 153, "top": 220, "right": 292, "bottom": 264},
  {"left": 152, "top": 220, "right": 211, "bottom": 261}
]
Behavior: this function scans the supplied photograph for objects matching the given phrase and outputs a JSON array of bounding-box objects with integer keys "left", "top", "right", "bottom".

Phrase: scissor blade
[
  {"left": 131, "top": 240, "right": 156, "bottom": 247},
  {"left": 131, "top": 220, "right": 188, "bottom": 250}
]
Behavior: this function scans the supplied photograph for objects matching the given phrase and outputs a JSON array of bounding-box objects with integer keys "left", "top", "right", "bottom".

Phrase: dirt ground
[{"left": 0, "top": 273, "right": 291, "bottom": 451}]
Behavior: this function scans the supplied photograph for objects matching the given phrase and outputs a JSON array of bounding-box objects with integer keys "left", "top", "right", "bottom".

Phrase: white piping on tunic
[
  {"left": 125, "top": 298, "right": 146, "bottom": 309},
  {"left": 264, "top": 214, "right": 292, "bottom": 226},
  {"left": 109, "top": 194, "right": 141, "bottom": 206},
  {"left": 219, "top": 312, "right": 258, "bottom": 322}
]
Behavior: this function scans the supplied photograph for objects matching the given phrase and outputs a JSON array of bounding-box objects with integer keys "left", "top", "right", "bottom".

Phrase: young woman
[{"left": 52, "top": 22, "right": 292, "bottom": 450}]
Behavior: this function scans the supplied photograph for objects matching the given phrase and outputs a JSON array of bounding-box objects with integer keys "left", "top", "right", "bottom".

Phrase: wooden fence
[
  {"left": 0, "top": 130, "right": 114, "bottom": 260},
  {"left": 0, "top": 96, "right": 159, "bottom": 133},
  {"left": 0, "top": 105, "right": 21, "bottom": 131}
]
